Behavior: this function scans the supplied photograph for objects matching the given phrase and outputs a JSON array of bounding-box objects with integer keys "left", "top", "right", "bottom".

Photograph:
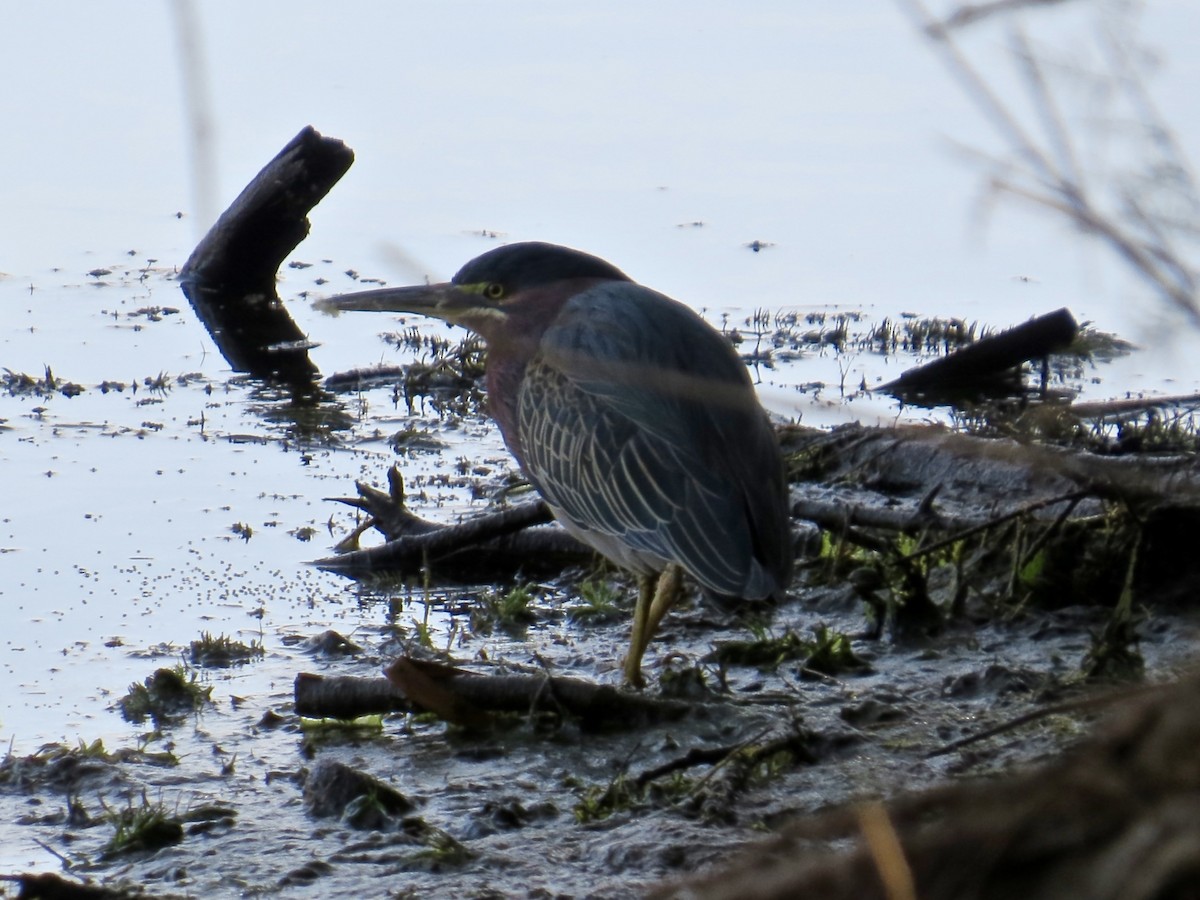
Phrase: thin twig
[
  {"left": 906, "top": 489, "right": 1088, "bottom": 560},
  {"left": 1011, "top": 25, "right": 1087, "bottom": 198},
  {"left": 1015, "top": 492, "right": 1083, "bottom": 574},
  {"left": 924, "top": 682, "right": 1161, "bottom": 757},
  {"left": 899, "top": 0, "right": 1057, "bottom": 179},
  {"left": 940, "top": 0, "right": 1076, "bottom": 32},
  {"left": 857, "top": 801, "right": 918, "bottom": 900}
]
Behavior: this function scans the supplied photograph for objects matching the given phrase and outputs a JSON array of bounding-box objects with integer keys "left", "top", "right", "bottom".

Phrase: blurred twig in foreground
[{"left": 901, "top": 0, "right": 1200, "bottom": 326}]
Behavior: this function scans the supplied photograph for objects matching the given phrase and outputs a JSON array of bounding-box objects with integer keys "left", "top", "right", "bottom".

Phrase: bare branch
[
  {"left": 938, "top": 0, "right": 1078, "bottom": 32},
  {"left": 900, "top": 0, "right": 1200, "bottom": 323},
  {"left": 1009, "top": 25, "right": 1086, "bottom": 198}
]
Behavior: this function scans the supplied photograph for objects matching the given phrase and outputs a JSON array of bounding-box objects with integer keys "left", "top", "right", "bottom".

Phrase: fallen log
[
  {"left": 783, "top": 423, "right": 1200, "bottom": 513},
  {"left": 294, "top": 658, "right": 693, "bottom": 730},
  {"left": 1067, "top": 390, "right": 1200, "bottom": 420},
  {"left": 787, "top": 423, "right": 1200, "bottom": 612},
  {"left": 878, "top": 307, "right": 1078, "bottom": 401},
  {"left": 0, "top": 873, "right": 122, "bottom": 900},
  {"left": 179, "top": 125, "right": 353, "bottom": 384},
  {"left": 294, "top": 672, "right": 411, "bottom": 719}
]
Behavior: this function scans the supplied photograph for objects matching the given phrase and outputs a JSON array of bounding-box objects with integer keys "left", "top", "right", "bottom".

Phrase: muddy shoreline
[{"left": 3, "top": 255, "right": 1199, "bottom": 898}]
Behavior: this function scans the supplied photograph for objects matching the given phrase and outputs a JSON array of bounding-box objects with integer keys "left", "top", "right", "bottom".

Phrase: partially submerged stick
[
  {"left": 879, "top": 307, "right": 1078, "bottom": 400},
  {"left": 314, "top": 466, "right": 593, "bottom": 579},
  {"left": 179, "top": 125, "right": 353, "bottom": 384}
]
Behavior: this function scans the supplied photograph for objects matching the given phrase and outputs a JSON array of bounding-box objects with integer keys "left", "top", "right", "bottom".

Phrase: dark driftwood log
[
  {"left": 294, "top": 660, "right": 692, "bottom": 729},
  {"left": 879, "top": 307, "right": 1078, "bottom": 399},
  {"left": 315, "top": 466, "right": 594, "bottom": 580},
  {"left": 294, "top": 672, "right": 411, "bottom": 719},
  {"left": 653, "top": 674, "right": 1200, "bottom": 900},
  {"left": 783, "top": 423, "right": 1200, "bottom": 513},
  {"left": 0, "top": 873, "right": 122, "bottom": 900},
  {"left": 790, "top": 423, "right": 1200, "bottom": 607},
  {"left": 1069, "top": 390, "right": 1200, "bottom": 420},
  {"left": 179, "top": 125, "right": 354, "bottom": 384}
]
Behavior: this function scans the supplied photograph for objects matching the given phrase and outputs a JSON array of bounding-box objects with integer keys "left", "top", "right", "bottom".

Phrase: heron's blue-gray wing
[{"left": 517, "top": 283, "right": 790, "bottom": 599}]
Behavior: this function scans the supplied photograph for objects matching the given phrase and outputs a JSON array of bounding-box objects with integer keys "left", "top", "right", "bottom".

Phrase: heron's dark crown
[{"left": 452, "top": 242, "right": 631, "bottom": 292}]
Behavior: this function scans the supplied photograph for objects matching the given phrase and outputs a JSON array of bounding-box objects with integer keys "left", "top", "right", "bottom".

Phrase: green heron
[{"left": 318, "top": 242, "right": 792, "bottom": 686}]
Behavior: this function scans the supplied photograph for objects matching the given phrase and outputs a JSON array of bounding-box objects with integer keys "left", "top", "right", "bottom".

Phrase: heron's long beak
[{"left": 314, "top": 282, "right": 493, "bottom": 325}]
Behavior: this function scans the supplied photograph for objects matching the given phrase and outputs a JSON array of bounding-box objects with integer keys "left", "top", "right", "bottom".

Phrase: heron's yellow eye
[{"left": 483, "top": 282, "right": 505, "bottom": 300}]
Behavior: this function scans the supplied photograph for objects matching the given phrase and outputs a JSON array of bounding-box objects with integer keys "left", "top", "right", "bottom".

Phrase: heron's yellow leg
[
  {"left": 625, "top": 574, "right": 656, "bottom": 688},
  {"left": 624, "top": 564, "right": 684, "bottom": 688}
]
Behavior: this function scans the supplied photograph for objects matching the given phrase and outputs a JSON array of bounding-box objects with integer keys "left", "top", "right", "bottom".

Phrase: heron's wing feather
[{"left": 520, "top": 284, "right": 790, "bottom": 598}]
